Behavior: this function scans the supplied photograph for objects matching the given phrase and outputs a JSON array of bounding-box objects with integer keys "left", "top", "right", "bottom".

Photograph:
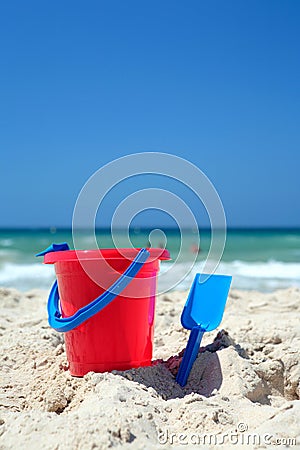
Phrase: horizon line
[{"left": 0, "top": 226, "right": 300, "bottom": 231}]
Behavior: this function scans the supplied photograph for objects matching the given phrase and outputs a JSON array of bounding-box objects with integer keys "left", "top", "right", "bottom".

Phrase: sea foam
[{"left": 0, "top": 259, "right": 299, "bottom": 293}]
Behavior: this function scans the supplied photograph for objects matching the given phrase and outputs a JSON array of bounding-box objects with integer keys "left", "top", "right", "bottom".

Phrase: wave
[
  {"left": 158, "top": 260, "right": 300, "bottom": 292},
  {"left": 0, "top": 263, "right": 55, "bottom": 291},
  {"left": 218, "top": 260, "right": 300, "bottom": 279},
  {"left": 0, "top": 239, "right": 13, "bottom": 247},
  {"left": 0, "top": 259, "right": 299, "bottom": 293}
]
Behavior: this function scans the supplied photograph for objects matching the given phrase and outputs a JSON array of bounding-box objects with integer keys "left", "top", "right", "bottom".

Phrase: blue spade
[{"left": 176, "top": 273, "right": 232, "bottom": 387}]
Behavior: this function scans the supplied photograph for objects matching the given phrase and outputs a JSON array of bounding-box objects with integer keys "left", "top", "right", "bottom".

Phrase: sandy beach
[{"left": 0, "top": 286, "right": 299, "bottom": 449}]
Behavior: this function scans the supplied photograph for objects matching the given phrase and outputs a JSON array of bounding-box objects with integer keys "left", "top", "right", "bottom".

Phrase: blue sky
[{"left": 0, "top": 1, "right": 299, "bottom": 228}]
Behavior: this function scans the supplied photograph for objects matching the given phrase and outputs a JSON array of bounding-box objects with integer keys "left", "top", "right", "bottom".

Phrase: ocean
[{"left": 0, "top": 228, "right": 299, "bottom": 293}]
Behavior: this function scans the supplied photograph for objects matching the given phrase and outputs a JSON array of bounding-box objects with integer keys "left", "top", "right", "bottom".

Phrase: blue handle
[
  {"left": 176, "top": 326, "right": 204, "bottom": 387},
  {"left": 36, "top": 242, "right": 70, "bottom": 257},
  {"left": 47, "top": 248, "right": 150, "bottom": 332}
]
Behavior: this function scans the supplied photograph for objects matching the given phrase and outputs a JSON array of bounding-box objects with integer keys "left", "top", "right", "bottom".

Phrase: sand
[{"left": 0, "top": 286, "right": 299, "bottom": 449}]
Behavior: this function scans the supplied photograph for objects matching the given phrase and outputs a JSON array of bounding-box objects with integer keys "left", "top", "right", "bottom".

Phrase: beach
[
  {"left": 1, "top": 0, "right": 300, "bottom": 447},
  {"left": 1, "top": 286, "right": 299, "bottom": 449}
]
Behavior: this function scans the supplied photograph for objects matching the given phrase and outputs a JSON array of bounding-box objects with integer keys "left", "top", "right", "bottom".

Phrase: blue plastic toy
[
  {"left": 35, "top": 242, "right": 70, "bottom": 256},
  {"left": 176, "top": 273, "right": 232, "bottom": 387}
]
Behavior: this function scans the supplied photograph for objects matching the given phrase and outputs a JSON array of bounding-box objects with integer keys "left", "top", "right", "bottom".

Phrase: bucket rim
[{"left": 44, "top": 247, "right": 170, "bottom": 264}]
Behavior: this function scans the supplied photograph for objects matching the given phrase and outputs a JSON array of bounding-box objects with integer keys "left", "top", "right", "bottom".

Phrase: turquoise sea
[{"left": 0, "top": 228, "right": 299, "bottom": 292}]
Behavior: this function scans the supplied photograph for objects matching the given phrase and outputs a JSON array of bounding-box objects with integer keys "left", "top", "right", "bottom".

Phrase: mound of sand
[{"left": 0, "top": 286, "right": 299, "bottom": 449}]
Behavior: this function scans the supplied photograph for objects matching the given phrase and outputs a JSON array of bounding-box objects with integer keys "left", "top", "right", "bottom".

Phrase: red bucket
[{"left": 44, "top": 247, "right": 170, "bottom": 376}]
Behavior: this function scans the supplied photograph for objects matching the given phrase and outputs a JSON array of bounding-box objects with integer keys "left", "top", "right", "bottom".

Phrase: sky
[{"left": 0, "top": 0, "right": 299, "bottom": 228}]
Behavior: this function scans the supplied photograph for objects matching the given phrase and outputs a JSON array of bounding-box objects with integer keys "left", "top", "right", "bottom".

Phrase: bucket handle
[{"left": 47, "top": 248, "right": 150, "bottom": 332}]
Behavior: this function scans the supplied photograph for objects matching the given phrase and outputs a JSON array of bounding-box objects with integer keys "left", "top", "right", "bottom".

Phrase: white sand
[{"left": 0, "top": 286, "right": 299, "bottom": 449}]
